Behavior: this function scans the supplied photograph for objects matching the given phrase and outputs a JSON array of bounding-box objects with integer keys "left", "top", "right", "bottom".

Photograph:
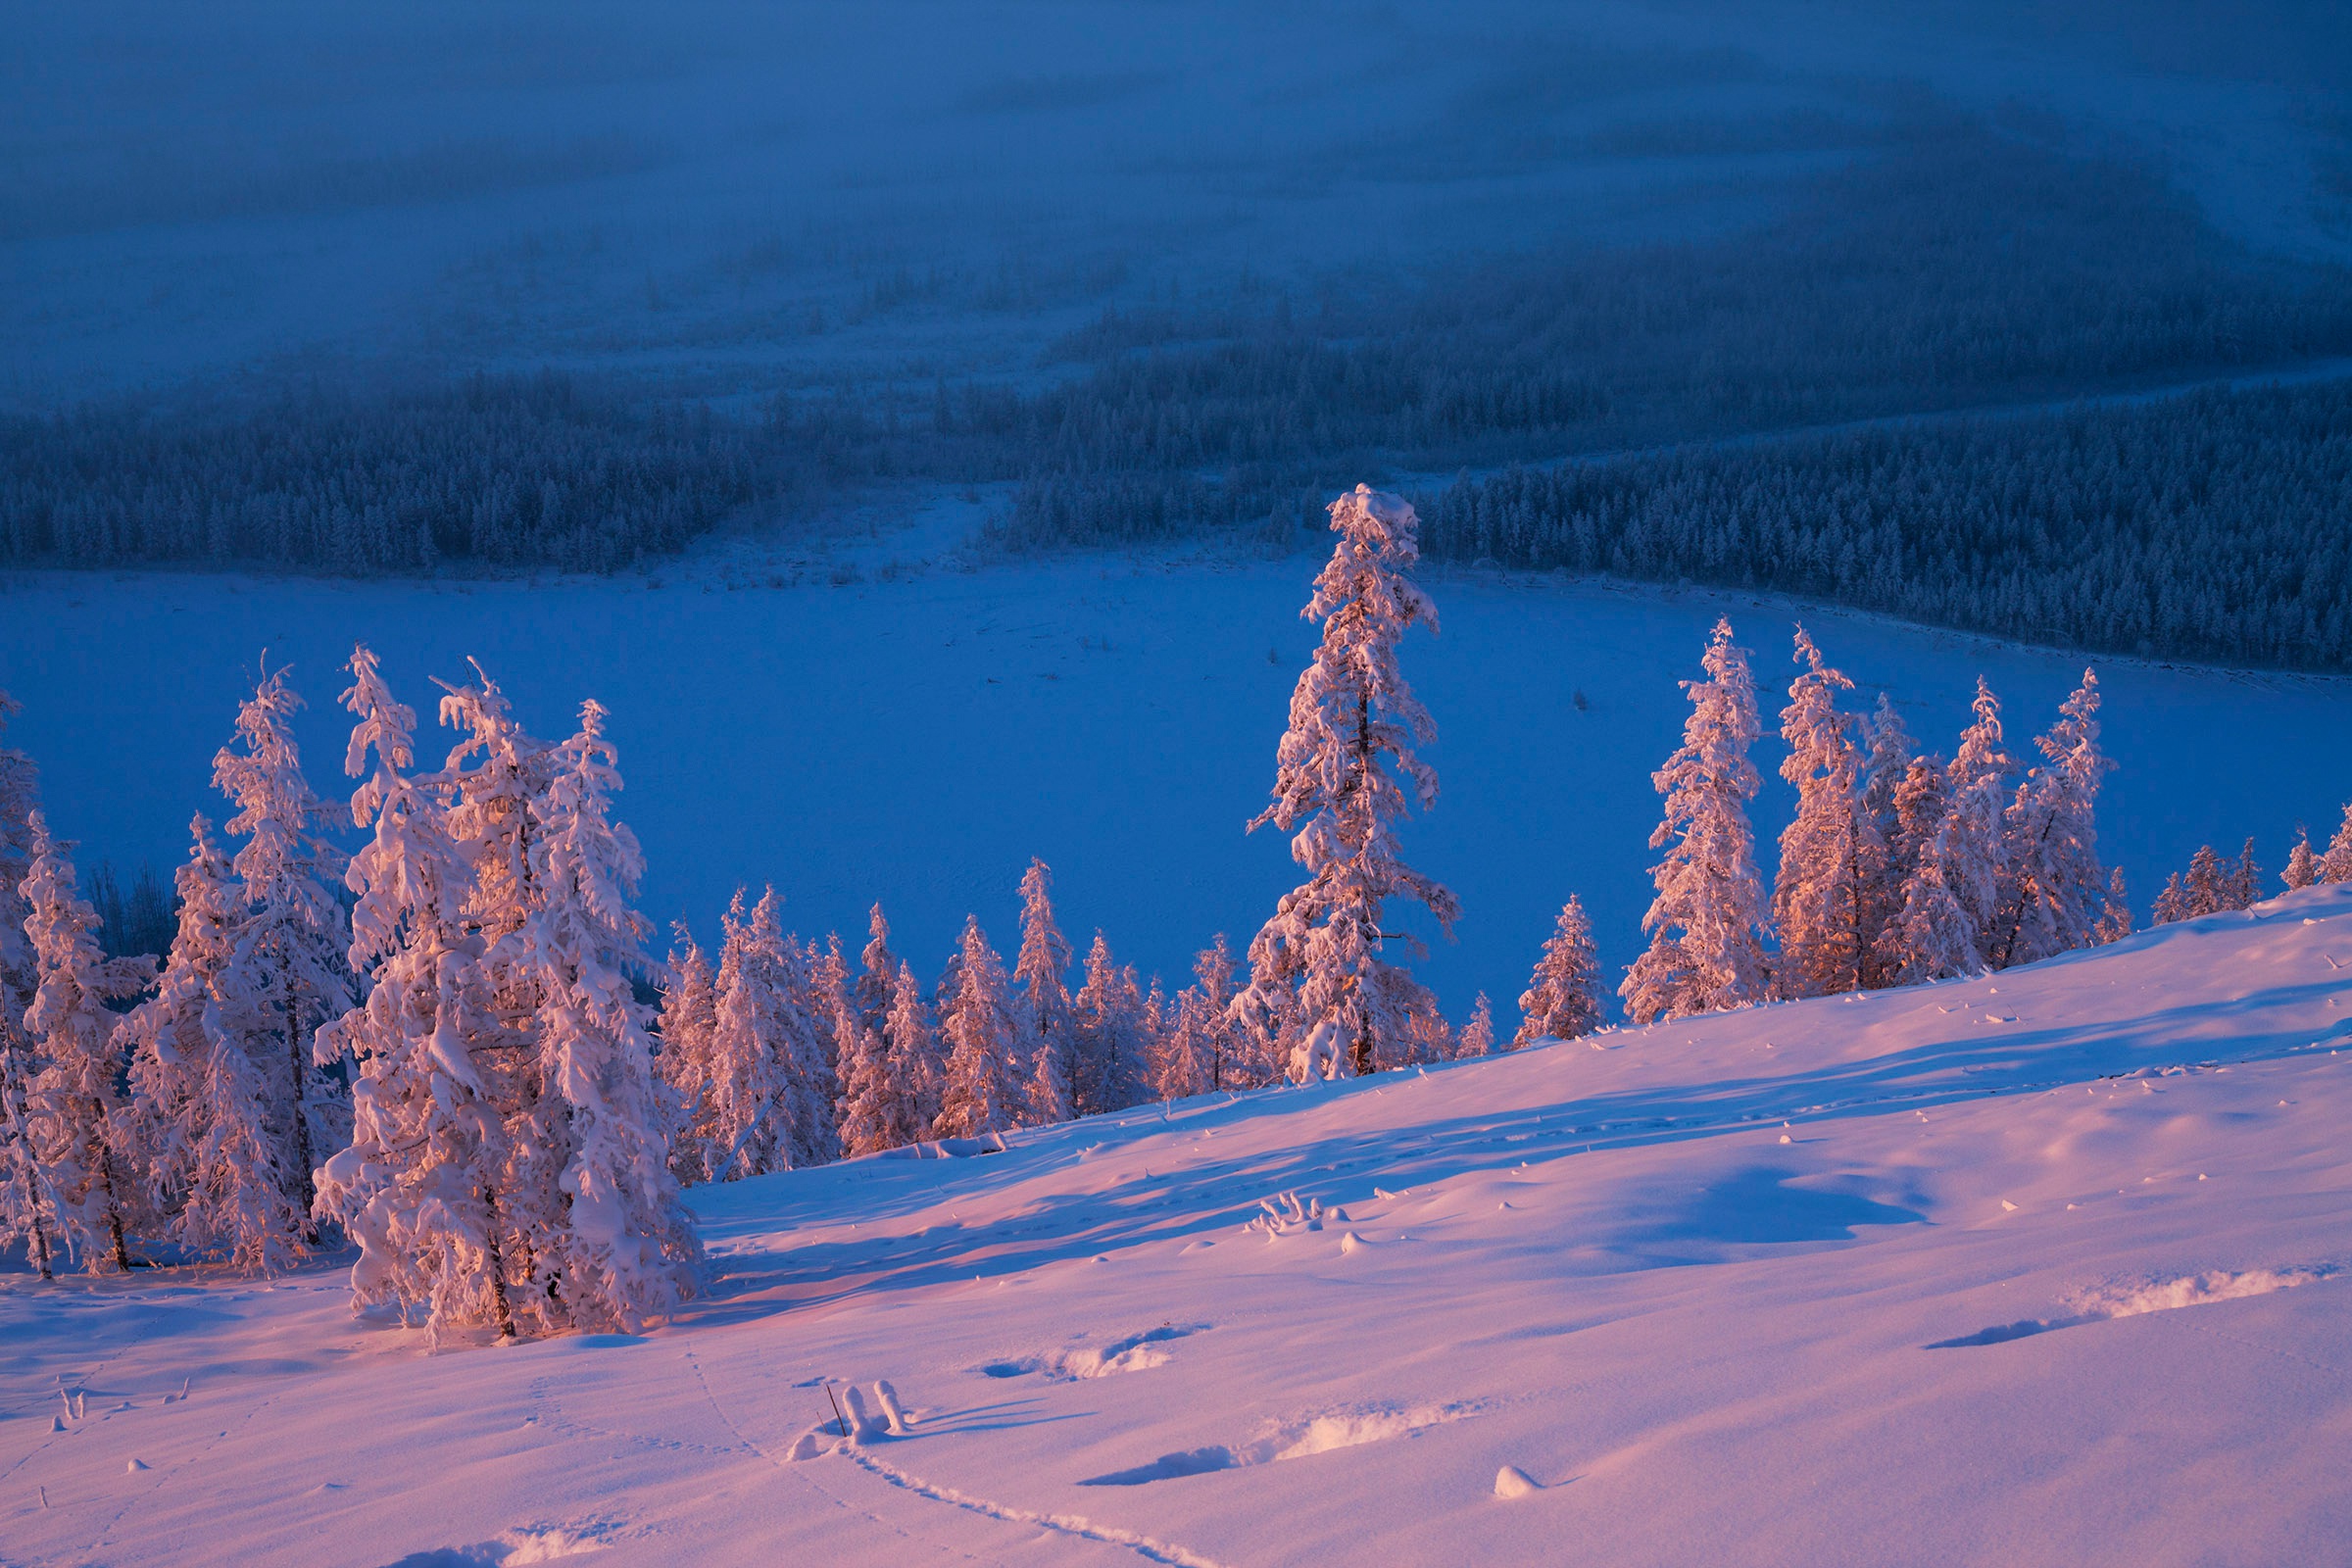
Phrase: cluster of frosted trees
[
  {"left": 0, "top": 657, "right": 700, "bottom": 1340},
  {"left": 653, "top": 867, "right": 1266, "bottom": 1171},
  {"left": 1620, "top": 619, "right": 2125, "bottom": 1024},
  {"left": 16, "top": 476, "right": 2335, "bottom": 1334},
  {"left": 1, "top": 674, "right": 358, "bottom": 1286}
]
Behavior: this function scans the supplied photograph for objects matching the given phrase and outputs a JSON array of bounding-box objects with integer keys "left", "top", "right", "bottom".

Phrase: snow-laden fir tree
[
  {"left": 317, "top": 647, "right": 524, "bottom": 1336},
  {"left": 2283, "top": 830, "right": 2320, "bottom": 892},
  {"left": 1456, "top": 993, "right": 1495, "bottom": 1058},
  {"left": 792, "top": 933, "right": 847, "bottom": 1165},
  {"left": 1939, "top": 678, "right": 2015, "bottom": 962},
  {"left": 497, "top": 699, "right": 700, "bottom": 1328},
  {"left": 1989, "top": 670, "right": 2111, "bottom": 968},
  {"left": 0, "top": 689, "right": 38, "bottom": 1068},
  {"left": 1622, "top": 618, "right": 1770, "bottom": 1023},
  {"left": 2223, "top": 838, "right": 2263, "bottom": 910},
  {"left": 1853, "top": 696, "right": 1915, "bottom": 987},
  {"left": 705, "top": 889, "right": 830, "bottom": 1177},
  {"left": 0, "top": 692, "right": 60, "bottom": 1279},
  {"left": 2322, "top": 805, "right": 2352, "bottom": 884},
  {"left": 1882, "top": 681, "right": 2009, "bottom": 980},
  {"left": 655, "top": 926, "right": 721, "bottom": 1184},
  {"left": 1238, "top": 485, "right": 1461, "bottom": 1078},
  {"left": 935, "top": 916, "right": 1023, "bottom": 1138},
  {"left": 834, "top": 975, "right": 904, "bottom": 1157},
  {"left": 884, "top": 959, "right": 942, "bottom": 1142},
  {"left": 853, "top": 905, "right": 897, "bottom": 1036},
  {"left": 1772, "top": 630, "right": 1879, "bottom": 999},
  {"left": 1013, "top": 859, "right": 1075, "bottom": 1125},
  {"left": 118, "top": 817, "right": 238, "bottom": 1249},
  {"left": 21, "top": 812, "right": 154, "bottom": 1272},
  {"left": 1071, "top": 932, "right": 1152, "bottom": 1115},
  {"left": 2182, "top": 845, "right": 2226, "bottom": 918},
  {"left": 2097, "top": 868, "right": 2133, "bottom": 944},
  {"left": 211, "top": 663, "right": 355, "bottom": 1242},
  {"left": 1156, "top": 935, "right": 1247, "bottom": 1099},
  {"left": 1514, "top": 895, "right": 1604, "bottom": 1048}
]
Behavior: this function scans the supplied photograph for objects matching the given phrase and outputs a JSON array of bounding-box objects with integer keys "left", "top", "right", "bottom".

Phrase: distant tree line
[
  {"left": 5, "top": 125, "right": 2352, "bottom": 673},
  {"left": 984, "top": 131, "right": 2352, "bottom": 549},
  {"left": 0, "top": 373, "right": 768, "bottom": 574},
  {"left": 1413, "top": 377, "right": 2352, "bottom": 670}
]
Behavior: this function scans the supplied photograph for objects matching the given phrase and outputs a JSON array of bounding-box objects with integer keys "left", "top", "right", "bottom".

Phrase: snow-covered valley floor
[{"left": 8, "top": 887, "right": 2352, "bottom": 1566}]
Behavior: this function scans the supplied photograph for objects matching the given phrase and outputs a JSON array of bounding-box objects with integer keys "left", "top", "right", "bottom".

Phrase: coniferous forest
[{"left": 7, "top": 129, "right": 2352, "bottom": 669}]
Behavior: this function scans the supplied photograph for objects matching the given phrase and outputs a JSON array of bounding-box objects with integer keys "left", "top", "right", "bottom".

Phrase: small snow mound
[
  {"left": 1340, "top": 1230, "right": 1369, "bottom": 1253},
  {"left": 126, "top": 1457, "right": 149, "bottom": 1472},
  {"left": 1494, "top": 1465, "right": 1542, "bottom": 1498},
  {"left": 379, "top": 1525, "right": 610, "bottom": 1566},
  {"left": 2069, "top": 1264, "right": 2336, "bottom": 1321}
]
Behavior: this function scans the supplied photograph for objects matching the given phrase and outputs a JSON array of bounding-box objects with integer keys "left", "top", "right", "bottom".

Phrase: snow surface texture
[
  {"left": 7, "top": 885, "right": 2352, "bottom": 1565},
  {"left": 5, "top": 556, "right": 2349, "bottom": 1014}
]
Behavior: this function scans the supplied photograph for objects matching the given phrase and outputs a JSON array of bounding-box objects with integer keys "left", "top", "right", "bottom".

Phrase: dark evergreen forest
[{"left": 4, "top": 131, "right": 2349, "bottom": 667}]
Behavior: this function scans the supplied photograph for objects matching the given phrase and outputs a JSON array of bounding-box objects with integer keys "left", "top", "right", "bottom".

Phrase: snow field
[{"left": 6, "top": 886, "right": 2352, "bottom": 1564}]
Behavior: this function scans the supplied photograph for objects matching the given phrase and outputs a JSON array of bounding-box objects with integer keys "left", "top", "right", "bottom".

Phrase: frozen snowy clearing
[
  {"left": 5, "top": 549, "right": 2349, "bottom": 1009},
  {"left": 7, "top": 887, "right": 2352, "bottom": 1565}
]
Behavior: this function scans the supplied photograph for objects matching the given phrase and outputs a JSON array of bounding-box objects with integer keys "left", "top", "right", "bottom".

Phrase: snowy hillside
[
  {"left": 6, "top": 550, "right": 2349, "bottom": 1016},
  {"left": 6, "top": 885, "right": 2350, "bottom": 1566}
]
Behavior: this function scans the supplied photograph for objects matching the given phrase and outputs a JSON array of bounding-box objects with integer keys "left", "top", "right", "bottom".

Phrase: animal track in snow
[
  {"left": 1928, "top": 1263, "right": 2338, "bottom": 1348},
  {"left": 1078, "top": 1401, "right": 1477, "bottom": 1486},
  {"left": 980, "top": 1322, "right": 1210, "bottom": 1381}
]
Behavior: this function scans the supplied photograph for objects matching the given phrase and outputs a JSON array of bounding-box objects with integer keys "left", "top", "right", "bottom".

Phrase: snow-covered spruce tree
[
  {"left": 183, "top": 990, "right": 305, "bottom": 1275},
  {"left": 1939, "top": 679, "right": 2015, "bottom": 965},
  {"left": 2182, "top": 845, "right": 2226, "bottom": 918},
  {"left": 1772, "top": 630, "right": 1879, "bottom": 999},
  {"left": 211, "top": 663, "right": 356, "bottom": 1244},
  {"left": 1238, "top": 485, "right": 1460, "bottom": 1076},
  {"left": 935, "top": 916, "right": 1023, "bottom": 1138},
  {"left": 118, "top": 816, "right": 239, "bottom": 1250},
  {"left": 884, "top": 959, "right": 942, "bottom": 1142},
  {"left": 0, "top": 1040, "right": 60, "bottom": 1279},
  {"left": 1013, "top": 858, "right": 1075, "bottom": 1126},
  {"left": 0, "top": 699, "right": 67, "bottom": 1280},
  {"left": 0, "top": 688, "right": 39, "bottom": 1076},
  {"left": 1869, "top": 755, "right": 1949, "bottom": 980},
  {"left": 1071, "top": 933, "right": 1152, "bottom": 1114},
  {"left": 2321, "top": 805, "right": 2352, "bottom": 884},
  {"left": 1456, "top": 993, "right": 1495, "bottom": 1058},
  {"left": 2097, "top": 868, "right": 2133, "bottom": 944},
  {"left": 1989, "top": 670, "right": 2112, "bottom": 969},
  {"left": 21, "top": 812, "right": 154, "bottom": 1272},
  {"left": 2222, "top": 839, "right": 2263, "bottom": 911},
  {"left": 1514, "top": 895, "right": 1604, "bottom": 1048},
  {"left": 2151, "top": 870, "right": 2190, "bottom": 926},
  {"left": 317, "top": 647, "right": 523, "bottom": 1336},
  {"left": 1883, "top": 679, "right": 2011, "bottom": 980},
  {"left": 1621, "top": 618, "right": 1770, "bottom": 1024},
  {"left": 834, "top": 979, "right": 902, "bottom": 1157},
  {"left": 706, "top": 889, "right": 802, "bottom": 1179},
  {"left": 655, "top": 926, "right": 721, "bottom": 1184},
  {"left": 1879, "top": 846, "right": 1980, "bottom": 984},
  {"left": 1854, "top": 693, "right": 1915, "bottom": 978},
  {"left": 498, "top": 699, "right": 700, "bottom": 1329},
  {"left": 1156, "top": 935, "right": 1245, "bottom": 1099},
  {"left": 2283, "top": 830, "right": 2320, "bottom": 892},
  {"left": 782, "top": 933, "right": 844, "bottom": 1167},
  {"left": 853, "top": 905, "right": 898, "bottom": 1037}
]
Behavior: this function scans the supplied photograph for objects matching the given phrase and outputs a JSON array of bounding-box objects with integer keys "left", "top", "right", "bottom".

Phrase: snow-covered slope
[{"left": 7, "top": 887, "right": 2350, "bottom": 1566}]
